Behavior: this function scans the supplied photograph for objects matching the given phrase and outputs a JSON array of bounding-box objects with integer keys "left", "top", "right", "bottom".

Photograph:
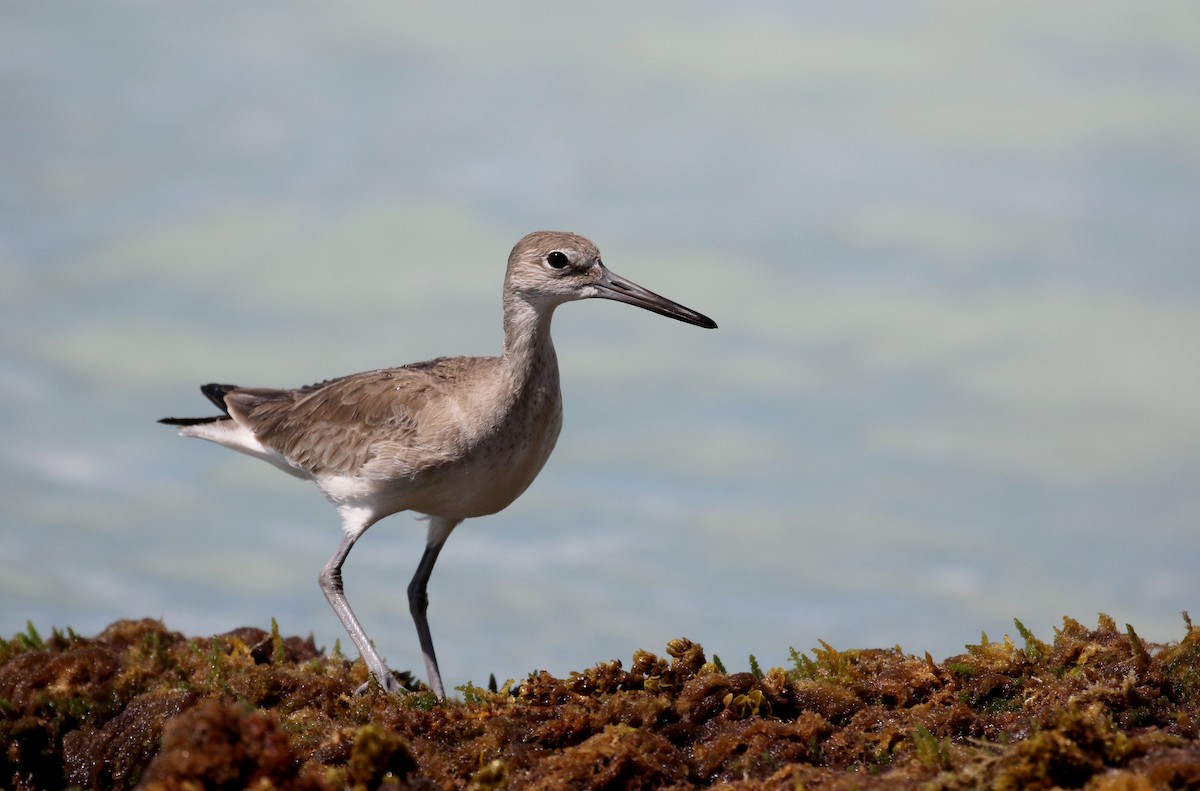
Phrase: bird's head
[{"left": 504, "top": 230, "right": 717, "bottom": 329}]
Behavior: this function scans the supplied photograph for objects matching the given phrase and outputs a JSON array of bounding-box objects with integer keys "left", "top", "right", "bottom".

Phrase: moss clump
[{"left": 1, "top": 614, "right": 1198, "bottom": 789}]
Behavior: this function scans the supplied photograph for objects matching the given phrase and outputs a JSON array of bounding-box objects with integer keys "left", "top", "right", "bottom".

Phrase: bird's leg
[
  {"left": 319, "top": 532, "right": 404, "bottom": 694},
  {"left": 409, "top": 516, "right": 461, "bottom": 700}
]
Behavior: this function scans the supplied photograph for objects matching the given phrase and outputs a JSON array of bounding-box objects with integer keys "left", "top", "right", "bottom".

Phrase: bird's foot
[{"left": 354, "top": 669, "right": 409, "bottom": 696}]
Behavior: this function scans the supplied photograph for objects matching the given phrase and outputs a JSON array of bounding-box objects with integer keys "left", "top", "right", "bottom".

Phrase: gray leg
[
  {"left": 409, "top": 516, "right": 460, "bottom": 699},
  {"left": 319, "top": 533, "right": 404, "bottom": 694}
]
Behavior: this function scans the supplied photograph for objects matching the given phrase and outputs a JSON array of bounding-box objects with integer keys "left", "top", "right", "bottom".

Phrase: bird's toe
[{"left": 354, "top": 672, "right": 408, "bottom": 696}]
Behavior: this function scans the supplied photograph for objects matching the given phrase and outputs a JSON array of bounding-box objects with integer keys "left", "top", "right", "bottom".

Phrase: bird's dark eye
[{"left": 546, "top": 251, "right": 569, "bottom": 269}]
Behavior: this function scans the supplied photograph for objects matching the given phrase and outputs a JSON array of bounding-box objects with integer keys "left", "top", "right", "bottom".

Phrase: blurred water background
[{"left": 3, "top": 3, "right": 1198, "bottom": 687}]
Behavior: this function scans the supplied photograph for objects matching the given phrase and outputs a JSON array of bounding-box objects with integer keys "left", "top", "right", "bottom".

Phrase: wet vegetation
[{"left": 1, "top": 614, "right": 1197, "bottom": 789}]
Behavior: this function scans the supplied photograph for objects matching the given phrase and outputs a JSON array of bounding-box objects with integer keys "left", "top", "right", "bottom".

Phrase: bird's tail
[{"left": 158, "top": 383, "right": 240, "bottom": 425}]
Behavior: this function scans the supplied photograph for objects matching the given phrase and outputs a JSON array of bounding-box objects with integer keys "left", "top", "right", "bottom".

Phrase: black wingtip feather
[
  {"left": 200, "top": 383, "right": 239, "bottom": 415},
  {"left": 158, "top": 383, "right": 240, "bottom": 426},
  {"left": 158, "top": 416, "right": 225, "bottom": 426}
]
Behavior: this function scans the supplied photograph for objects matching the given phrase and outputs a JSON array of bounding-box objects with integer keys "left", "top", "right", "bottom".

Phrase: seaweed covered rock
[{"left": 0, "top": 615, "right": 1197, "bottom": 789}]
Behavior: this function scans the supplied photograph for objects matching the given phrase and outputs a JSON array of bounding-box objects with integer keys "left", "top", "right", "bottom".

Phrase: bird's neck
[{"left": 500, "top": 296, "right": 559, "bottom": 389}]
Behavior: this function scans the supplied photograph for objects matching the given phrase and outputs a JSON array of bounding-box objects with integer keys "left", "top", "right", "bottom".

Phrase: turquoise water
[{"left": 3, "top": 3, "right": 1198, "bottom": 687}]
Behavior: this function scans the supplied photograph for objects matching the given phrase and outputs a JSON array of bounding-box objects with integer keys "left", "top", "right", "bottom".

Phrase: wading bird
[{"left": 160, "top": 231, "right": 716, "bottom": 698}]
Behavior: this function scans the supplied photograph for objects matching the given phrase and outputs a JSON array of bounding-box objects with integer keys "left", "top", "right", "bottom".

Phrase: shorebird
[{"left": 159, "top": 231, "right": 716, "bottom": 698}]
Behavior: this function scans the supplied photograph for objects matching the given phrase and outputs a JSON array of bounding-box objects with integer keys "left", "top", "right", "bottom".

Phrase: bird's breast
[{"left": 364, "top": 360, "right": 564, "bottom": 520}]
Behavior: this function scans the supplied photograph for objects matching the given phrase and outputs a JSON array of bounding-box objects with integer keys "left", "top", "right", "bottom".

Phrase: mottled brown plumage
[{"left": 160, "top": 231, "right": 716, "bottom": 699}]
